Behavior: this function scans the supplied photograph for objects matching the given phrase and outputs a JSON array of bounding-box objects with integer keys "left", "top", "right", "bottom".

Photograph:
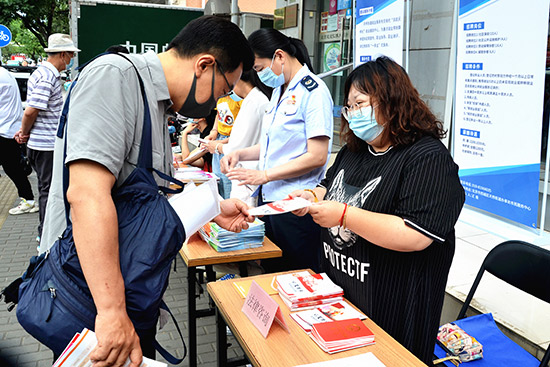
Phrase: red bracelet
[{"left": 339, "top": 203, "right": 348, "bottom": 227}]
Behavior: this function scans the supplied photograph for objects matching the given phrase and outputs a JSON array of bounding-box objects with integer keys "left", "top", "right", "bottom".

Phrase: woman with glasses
[
  {"left": 291, "top": 57, "right": 465, "bottom": 364},
  {"left": 221, "top": 28, "right": 334, "bottom": 273}
]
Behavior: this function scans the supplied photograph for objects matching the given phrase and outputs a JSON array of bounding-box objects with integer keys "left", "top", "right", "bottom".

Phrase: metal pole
[
  {"left": 230, "top": 0, "right": 239, "bottom": 26},
  {"left": 540, "top": 128, "right": 550, "bottom": 235},
  {"left": 70, "top": 0, "right": 79, "bottom": 79},
  {"left": 405, "top": 0, "right": 410, "bottom": 72},
  {"left": 352, "top": 0, "right": 356, "bottom": 68}
]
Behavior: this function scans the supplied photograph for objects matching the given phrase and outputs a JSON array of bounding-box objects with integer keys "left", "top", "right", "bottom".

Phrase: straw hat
[{"left": 44, "top": 33, "right": 81, "bottom": 53}]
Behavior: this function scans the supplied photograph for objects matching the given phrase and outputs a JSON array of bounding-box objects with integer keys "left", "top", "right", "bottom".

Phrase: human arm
[
  {"left": 179, "top": 122, "right": 198, "bottom": 159},
  {"left": 213, "top": 198, "right": 255, "bottom": 232},
  {"left": 67, "top": 160, "right": 142, "bottom": 367},
  {"left": 220, "top": 144, "right": 261, "bottom": 173},
  {"left": 307, "top": 201, "right": 433, "bottom": 252},
  {"left": 203, "top": 137, "right": 229, "bottom": 154},
  {"left": 205, "top": 119, "right": 219, "bottom": 141},
  {"left": 225, "top": 136, "right": 329, "bottom": 186},
  {"left": 304, "top": 146, "right": 465, "bottom": 252},
  {"left": 14, "top": 107, "right": 40, "bottom": 143}
]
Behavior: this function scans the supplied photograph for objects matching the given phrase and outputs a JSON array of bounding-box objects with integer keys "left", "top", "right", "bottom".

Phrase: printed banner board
[
  {"left": 453, "top": 0, "right": 550, "bottom": 228},
  {"left": 354, "top": 0, "right": 404, "bottom": 67}
]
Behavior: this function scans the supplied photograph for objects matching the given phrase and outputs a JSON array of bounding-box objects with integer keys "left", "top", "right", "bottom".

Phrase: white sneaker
[{"left": 8, "top": 199, "right": 38, "bottom": 215}]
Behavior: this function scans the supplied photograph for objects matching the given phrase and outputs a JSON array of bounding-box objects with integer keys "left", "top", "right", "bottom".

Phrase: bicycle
[{"left": 0, "top": 31, "right": 9, "bottom": 42}]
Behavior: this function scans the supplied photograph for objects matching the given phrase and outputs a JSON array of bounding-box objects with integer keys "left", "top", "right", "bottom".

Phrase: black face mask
[{"left": 177, "top": 67, "right": 217, "bottom": 118}]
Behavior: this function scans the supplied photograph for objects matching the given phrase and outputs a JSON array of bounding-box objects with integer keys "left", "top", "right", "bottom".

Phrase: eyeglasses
[
  {"left": 341, "top": 102, "right": 376, "bottom": 120},
  {"left": 215, "top": 59, "right": 233, "bottom": 98}
]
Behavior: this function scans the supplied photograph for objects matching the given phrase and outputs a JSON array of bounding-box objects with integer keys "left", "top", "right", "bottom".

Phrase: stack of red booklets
[
  {"left": 275, "top": 271, "right": 344, "bottom": 311},
  {"left": 310, "top": 318, "right": 375, "bottom": 354}
]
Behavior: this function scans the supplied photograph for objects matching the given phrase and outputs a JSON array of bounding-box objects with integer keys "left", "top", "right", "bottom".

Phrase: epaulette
[{"left": 300, "top": 75, "right": 318, "bottom": 91}]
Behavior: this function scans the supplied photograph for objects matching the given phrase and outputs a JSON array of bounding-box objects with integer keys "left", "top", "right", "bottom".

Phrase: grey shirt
[{"left": 40, "top": 51, "right": 174, "bottom": 253}]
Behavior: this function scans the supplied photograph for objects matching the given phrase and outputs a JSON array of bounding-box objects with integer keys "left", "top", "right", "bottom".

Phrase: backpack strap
[{"left": 153, "top": 301, "right": 187, "bottom": 364}]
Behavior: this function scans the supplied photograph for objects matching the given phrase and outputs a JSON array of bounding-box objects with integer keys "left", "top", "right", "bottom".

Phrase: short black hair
[
  {"left": 106, "top": 45, "right": 129, "bottom": 54},
  {"left": 168, "top": 15, "right": 254, "bottom": 73}
]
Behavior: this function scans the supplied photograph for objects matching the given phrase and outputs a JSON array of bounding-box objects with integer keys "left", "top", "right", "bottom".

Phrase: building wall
[{"left": 408, "top": 0, "right": 455, "bottom": 138}]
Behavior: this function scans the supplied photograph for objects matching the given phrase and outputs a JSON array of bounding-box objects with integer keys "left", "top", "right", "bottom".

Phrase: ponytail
[{"left": 288, "top": 37, "right": 314, "bottom": 73}]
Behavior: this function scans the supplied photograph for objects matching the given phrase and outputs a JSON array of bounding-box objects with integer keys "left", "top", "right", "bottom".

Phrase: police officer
[{"left": 222, "top": 28, "right": 334, "bottom": 273}]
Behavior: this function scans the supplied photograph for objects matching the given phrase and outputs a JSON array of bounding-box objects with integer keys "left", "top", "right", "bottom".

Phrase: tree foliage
[
  {"left": 2, "top": 19, "right": 45, "bottom": 61},
  {"left": 0, "top": 0, "right": 69, "bottom": 48}
]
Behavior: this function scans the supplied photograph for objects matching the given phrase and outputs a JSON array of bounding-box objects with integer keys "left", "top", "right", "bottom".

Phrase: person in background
[
  {"left": 0, "top": 60, "right": 37, "bottom": 215},
  {"left": 203, "top": 69, "right": 271, "bottom": 207},
  {"left": 177, "top": 109, "right": 216, "bottom": 171},
  {"left": 291, "top": 57, "right": 465, "bottom": 364},
  {"left": 14, "top": 34, "right": 79, "bottom": 244},
  {"left": 221, "top": 28, "right": 334, "bottom": 273},
  {"left": 205, "top": 94, "right": 242, "bottom": 198}
]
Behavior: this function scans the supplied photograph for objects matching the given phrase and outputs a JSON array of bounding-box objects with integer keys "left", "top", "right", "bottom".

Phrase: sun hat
[{"left": 44, "top": 33, "right": 81, "bottom": 53}]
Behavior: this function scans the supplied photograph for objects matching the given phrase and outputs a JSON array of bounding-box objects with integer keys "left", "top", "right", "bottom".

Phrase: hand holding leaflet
[
  {"left": 168, "top": 180, "right": 221, "bottom": 238},
  {"left": 53, "top": 329, "right": 166, "bottom": 367},
  {"left": 248, "top": 197, "right": 312, "bottom": 216}
]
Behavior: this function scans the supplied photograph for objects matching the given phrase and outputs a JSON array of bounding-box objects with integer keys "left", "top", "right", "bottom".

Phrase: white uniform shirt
[{"left": 258, "top": 65, "right": 334, "bottom": 202}]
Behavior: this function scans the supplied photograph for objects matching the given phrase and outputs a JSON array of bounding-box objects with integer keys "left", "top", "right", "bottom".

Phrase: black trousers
[
  {"left": 0, "top": 136, "right": 34, "bottom": 200},
  {"left": 27, "top": 148, "right": 53, "bottom": 236},
  {"left": 259, "top": 193, "right": 322, "bottom": 274}
]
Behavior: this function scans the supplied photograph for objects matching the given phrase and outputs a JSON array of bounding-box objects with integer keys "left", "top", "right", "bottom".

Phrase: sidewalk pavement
[{"left": 0, "top": 169, "right": 245, "bottom": 367}]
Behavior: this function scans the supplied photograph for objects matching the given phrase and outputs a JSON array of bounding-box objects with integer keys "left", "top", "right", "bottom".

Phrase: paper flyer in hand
[
  {"left": 248, "top": 197, "right": 312, "bottom": 216},
  {"left": 53, "top": 328, "right": 167, "bottom": 367}
]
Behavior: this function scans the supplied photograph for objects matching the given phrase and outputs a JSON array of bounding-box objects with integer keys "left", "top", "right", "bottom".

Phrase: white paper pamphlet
[
  {"left": 53, "top": 329, "right": 167, "bottom": 367},
  {"left": 292, "top": 352, "right": 385, "bottom": 367},
  {"left": 169, "top": 179, "right": 221, "bottom": 238},
  {"left": 248, "top": 197, "right": 312, "bottom": 216}
]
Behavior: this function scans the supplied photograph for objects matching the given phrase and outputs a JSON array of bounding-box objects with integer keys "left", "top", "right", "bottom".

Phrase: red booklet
[{"left": 310, "top": 318, "right": 375, "bottom": 354}]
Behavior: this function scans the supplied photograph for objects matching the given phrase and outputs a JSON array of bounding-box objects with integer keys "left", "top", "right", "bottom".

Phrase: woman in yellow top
[{"left": 205, "top": 96, "right": 242, "bottom": 198}]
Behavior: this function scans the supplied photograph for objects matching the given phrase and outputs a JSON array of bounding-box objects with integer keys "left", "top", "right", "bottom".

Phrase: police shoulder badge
[{"left": 300, "top": 76, "right": 318, "bottom": 91}]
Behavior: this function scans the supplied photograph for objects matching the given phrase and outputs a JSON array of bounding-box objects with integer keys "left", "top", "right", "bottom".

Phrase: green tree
[
  {"left": 2, "top": 19, "right": 45, "bottom": 61},
  {"left": 0, "top": 0, "right": 69, "bottom": 48}
]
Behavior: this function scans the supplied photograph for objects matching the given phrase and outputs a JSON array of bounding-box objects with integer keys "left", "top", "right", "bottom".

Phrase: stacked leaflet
[
  {"left": 310, "top": 318, "right": 375, "bottom": 354},
  {"left": 199, "top": 219, "right": 265, "bottom": 252},
  {"left": 290, "top": 300, "right": 367, "bottom": 333},
  {"left": 275, "top": 271, "right": 344, "bottom": 311}
]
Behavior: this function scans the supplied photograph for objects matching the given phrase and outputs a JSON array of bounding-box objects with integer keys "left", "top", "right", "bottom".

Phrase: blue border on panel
[
  {"left": 356, "top": 0, "right": 397, "bottom": 24},
  {"left": 459, "top": 0, "right": 493, "bottom": 16},
  {"left": 459, "top": 164, "right": 540, "bottom": 228}
]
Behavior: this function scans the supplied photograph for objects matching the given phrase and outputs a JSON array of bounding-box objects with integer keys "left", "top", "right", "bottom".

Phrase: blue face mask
[
  {"left": 257, "top": 54, "right": 285, "bottom": 88},
  {"left": 348, "top": 105, "right": 384, "bottom": 143},
  {"left": 229, "top": 91, "right": 243, "bottom": 102},
  {"left": 65, "top": 54, "right": 74, "bottom": 70}
]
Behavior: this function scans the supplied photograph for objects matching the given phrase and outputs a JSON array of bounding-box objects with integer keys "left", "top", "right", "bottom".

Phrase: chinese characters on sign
[
  {"left": 453, "top": 0, "right": 550, "bottom": 228},
  {"left": 354, "top": 0, "right": 404, "bottom": 67},
  {"left": 118, "top": 41, "right": 170, "bottom": 54}
]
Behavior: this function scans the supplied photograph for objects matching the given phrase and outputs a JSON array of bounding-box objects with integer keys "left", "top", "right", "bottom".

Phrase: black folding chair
[{"left": 436, "top": 240, "right": 550, "bottom": 366}]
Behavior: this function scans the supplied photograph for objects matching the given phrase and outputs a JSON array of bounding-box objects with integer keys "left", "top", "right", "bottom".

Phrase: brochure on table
[{"left": 293, "top": 352, "right": 386, "bottom": 367}]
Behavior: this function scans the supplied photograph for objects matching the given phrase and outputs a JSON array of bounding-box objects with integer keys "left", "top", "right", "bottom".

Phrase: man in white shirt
[{"left": 0, "top": 62, "right": 36, "bottom": 213}]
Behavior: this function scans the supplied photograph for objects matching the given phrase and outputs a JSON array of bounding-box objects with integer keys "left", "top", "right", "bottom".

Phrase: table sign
[{"left": 242, "top": 281, "right": 289, "bottom": 338}]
